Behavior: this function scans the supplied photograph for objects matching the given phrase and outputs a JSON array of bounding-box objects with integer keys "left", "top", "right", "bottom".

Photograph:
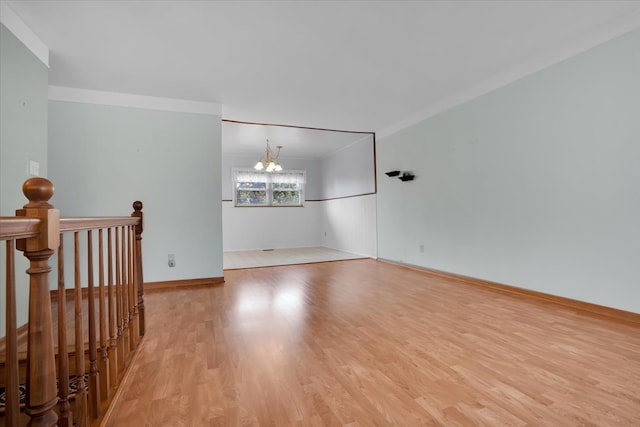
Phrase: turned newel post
[
  {"left": 132, "top": 201, "right": 145, "bottom": 336},
  {"left": 16, "top": 178, "right": 60, "bottom": 427}
]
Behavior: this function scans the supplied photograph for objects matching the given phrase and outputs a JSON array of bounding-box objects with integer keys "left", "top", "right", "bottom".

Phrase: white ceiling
[{"left": 5, "top": 0, "right": 640, "bottom": 155}]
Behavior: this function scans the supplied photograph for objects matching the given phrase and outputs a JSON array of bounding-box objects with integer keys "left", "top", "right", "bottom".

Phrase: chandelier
[{"left": 254, "top": 139, "right": 283, "bottom": 172}]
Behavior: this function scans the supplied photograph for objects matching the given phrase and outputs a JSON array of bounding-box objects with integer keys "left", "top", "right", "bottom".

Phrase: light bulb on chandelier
[{"left": 254, "top": 139, "right": 283, "bottom": 172}]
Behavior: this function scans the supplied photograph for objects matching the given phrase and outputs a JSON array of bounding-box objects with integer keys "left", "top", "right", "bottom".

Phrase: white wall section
[
  {"left": 377, "top": 30, "right": 640, "bottom": 313},
  {"left": 321, "top": 135, "right": 375, "bottom": 199},
  {"left": 321, "top": 194, "right": 377, "bottom": 258},
  {"left": 222, "top": 201, "right": 322, "bottom": 251}
]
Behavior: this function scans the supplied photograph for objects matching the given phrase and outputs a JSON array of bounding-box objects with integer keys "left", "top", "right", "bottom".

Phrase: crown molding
[
  {"left": 0, "top": 1, "right": 49, "bottom": 67},
  {"left": 48, "top": 86, "right": 222, "bottom": 115},
  {"left": 376, "top": 14, "right": 640, "bottom": 140}
]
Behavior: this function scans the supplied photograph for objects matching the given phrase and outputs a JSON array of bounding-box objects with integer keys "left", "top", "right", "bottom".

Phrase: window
[{"left": 233, "top": 169, "right": 306, "bottom": 207}]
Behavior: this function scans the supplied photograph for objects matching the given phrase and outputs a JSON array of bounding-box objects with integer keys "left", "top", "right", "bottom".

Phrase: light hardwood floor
[{"left": 104, "top": 259, "right": 640, "bottom": 426}]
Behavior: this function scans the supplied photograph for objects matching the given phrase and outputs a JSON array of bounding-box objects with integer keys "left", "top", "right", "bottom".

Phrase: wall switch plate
[
  {"left": 29, "top": 160, "right": 40, "bottom": 176},
  {"left": 419, "top": 244, "right": 424, "bottom": 253}
]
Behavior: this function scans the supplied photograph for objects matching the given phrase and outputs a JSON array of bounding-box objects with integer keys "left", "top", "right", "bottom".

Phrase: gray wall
[
  {"left": 48, "top": 101, "right": 223, "bottom": 282},
  {"left": 377, "top": 30, "right": 640, "bottom": 313},
  {"left": 0, "top": 23, "right": 49, "bottom": 334},
  {"left": 0, "top": 23, "right": 48, "bottom": 211}
]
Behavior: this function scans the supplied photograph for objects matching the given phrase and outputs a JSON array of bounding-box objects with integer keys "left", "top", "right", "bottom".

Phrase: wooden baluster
[
  {"left": 120, "top": 226, "right": 130, "bottom": 363},
  {"left": 98, "top": 228, "right": 110, "bottom": 400},
  {"left": 132, "top": 201, "right": 145, "bottom": 336},
  {"left": 107, "top": 228, "right": 119, "bottom": 389},
  {"left": 4, "top": 240, "right": 19, "bottom": 427},
  {"left": 130, "top": 225, "right": 140, "bottom": 346},
  {"left": 127, "top": 225, "right": 136, "bottom": 349},
  {"left": 15, "top": 177, "right": 59, "bottom": 427},
  {"left": 86, "top": 230, "right": 100, "bottom": 418},
  {"left": 57, "top": 236, "right": 72, "bottom": 426},
  {"left": 114, "top": 226, "right": 124, "bottom": 377},
  {"left": 73, "top": 232, "right": 88, "bottom": 427},
  {"left": 122, "top": 226, "right": 128, "bottom": 355}
]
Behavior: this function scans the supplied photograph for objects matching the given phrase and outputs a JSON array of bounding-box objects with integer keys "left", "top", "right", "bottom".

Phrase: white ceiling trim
[
  {"left": 377, "top": 11, "right": 640, "bottom": 140},
  {"left": 0, "top": 1, "right": 48, "bottom": 67},
  {"left": 48, "top": 85, "right": 222, "bottom": 115}
]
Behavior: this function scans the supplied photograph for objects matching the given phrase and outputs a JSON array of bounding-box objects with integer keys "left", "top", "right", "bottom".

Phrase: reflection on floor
[{"left": 223, "top": 246, "right": 367, "bottom": 269}]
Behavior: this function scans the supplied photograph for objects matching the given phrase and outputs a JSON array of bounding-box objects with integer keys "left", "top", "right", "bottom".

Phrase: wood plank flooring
[{"left": 104, "top": 259, "right": 640, "bottom": 426}]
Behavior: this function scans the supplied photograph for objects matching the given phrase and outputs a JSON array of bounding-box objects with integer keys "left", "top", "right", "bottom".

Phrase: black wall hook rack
[{"left": 399, "top": 172, "right": 415, "bottom": 181}]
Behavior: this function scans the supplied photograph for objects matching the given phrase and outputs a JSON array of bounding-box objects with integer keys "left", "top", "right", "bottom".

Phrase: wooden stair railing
[
  {"left": 1, "top": 216, "right": 41, "bottom": 427},
  {"left": 0, "top": 177, "right": 145, "bottom": 427}
]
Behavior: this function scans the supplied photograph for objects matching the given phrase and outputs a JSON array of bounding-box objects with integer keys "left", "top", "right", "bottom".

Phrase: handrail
[
  {"left": 0, "top": 217, "right": 42, "bottom": 240},
  {"left": 0, "top": 217, "right": 141, "bottom": 240},
  {"left": 60, "top": 216, "right": 139, "bottom": 232},
  {"left": 1, "top": 177, "right": 146, "bottom": 426}
]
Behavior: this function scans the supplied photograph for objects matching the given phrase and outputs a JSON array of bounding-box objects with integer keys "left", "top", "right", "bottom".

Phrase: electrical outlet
[
  {"left": 419, "top": 244, "right": 424, "bottom": 253},
  {"left": 168, "top": 254, "right": 176, "bottom": 268}
]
